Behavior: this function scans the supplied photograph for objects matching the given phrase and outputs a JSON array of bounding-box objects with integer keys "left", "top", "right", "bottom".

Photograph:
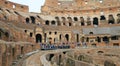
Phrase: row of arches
[
  {"left": 26, "top": 16, "right": 36, "bottom": 24},
  {"left": 35, "top": 34, "right": 70, "bottom": 43},
  {"left": 54, "top": 14, "right": 119, "bottom": 22}
]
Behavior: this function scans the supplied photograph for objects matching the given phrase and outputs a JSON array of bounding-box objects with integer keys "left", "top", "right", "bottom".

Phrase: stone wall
[{"left": 0, "top": 0, "right": 28, "bottom": 12}]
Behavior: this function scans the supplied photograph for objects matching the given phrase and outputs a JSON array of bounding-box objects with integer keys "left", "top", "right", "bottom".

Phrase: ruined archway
[
  {"left": 100, "top": 15, "right": 106, "bottom": 20},
  {"left": 30, "top": 16, "right": 35, "bottom": 24},
  {"left": 45, "top": 20, "right": 49, "bottom": 25},
  {"left": 103, "top": 36, "right": 109, "bottom": 43},
  {"left": 36, "top": 34, "right": 42, "bottom": 43},
  {"left": 74, "top": 17, "right": 78, "bottom": 21},
  {"left": 97, "top": 37, "right": 101, "bottom": 42},
  {"left": 26, "top": 18, "right": 29, "bottom": 23},
  {"left": 108, "top": 14, "right": 115, "bottom": 24},
  {"left": 65, "top": 34, "right": 69, "bottom": 41},
  {"left": 51, "top": 20, "right": 56, "bottom": 25},
  {"left": 93, "top": 17, "right": 99, "bottom": 25}
]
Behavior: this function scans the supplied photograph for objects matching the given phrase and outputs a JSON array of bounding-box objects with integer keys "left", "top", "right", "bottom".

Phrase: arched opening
[
  {"left": 30, "top": 16, "right": 35, "bottom": 24},
  {"left": 117, "top": 13, "right": 120, "bottom": 23},
  {"left": 67, "top": 17, "right": 72, "bottom": 22},
  {"left": 74, "top": 17, "right": 78, "bottom": 21},
  {"left": 26, "top": 18, "right": 29, "bottom": 23},
  {"left": 108, "top": 14, "right": 115, "bottom": 24},
  {"left": 89, "top": 32, "right": 93, "bottom": 34},
  {"left": 103, "top": 36, "right": 109, "bottom": 43},
  {"left": 36, "top": 34, "right": 42, "bottom": 43},
  {"left": 69, "top": 23, "right": 72, "bottom": 26},
  {"left": 76, "top": 34, "right": 79, "bottom": 42},
  {"left": 51, "top": 20, "right": 56, "bottom": 25},
  {"left": 91, "top": 43, "right": 97, "bottom": 47},
  {"left": 4, "top": 16, "right": 7, "bottom": 20},
  {"left": 45, "top": 20, "right": 49, "bottom": 25},
  {"left": 100, "top": 15, "right": 106, "bottom": 20},
  {"left": 80, "top": 17, "right": 85, "bottom": 26},
  {"left": 86, "top": 37, "right": 89, "bottom": 42},
  {"left": 97, "top": 51, "right": 104, "bottom": 54},
  {"left": 104, "top": 60, "right": 116, "bottom": 66},
  {"left": 61, "top": 17, "right": 66, "bottom": 22},
  {"left": 5, "top": 32, "right": 9, "bottom": 37},
  {"left": 55, "top": 17, "right": 61, "bottom": 26},
  {"left": 49, "top": 54, "right": 54, "bottom": 61},
  {"left": 65, "top": 34, "right": 69, "bottom": 41},
  {"left": 30, "top": 32, "right": 33, "bottom": 37},
  {"left": 93, "top": 17, "right": 99, "bottom": 25},
  {"left": 111, "top": 36, "right": 118, "bottom": 40},
  {"left": 97, "top": 37, "right": 101, "bottom": 42},
  {"left": 59, "top": 34, "right": 62, "bottom": 41}
]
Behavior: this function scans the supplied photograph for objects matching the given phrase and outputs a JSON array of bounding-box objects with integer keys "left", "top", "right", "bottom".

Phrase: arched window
[
  {"left": 26, "top": 18, "right": 29, "bottom": 23},
  {"left": 36, "top": 34, "right": 42, "bottom": 43},
  {"left": 45, "top": 20, "right": 49, "bottom": 25},
  {"left": 51, "top": 20, "right": 56, "bottom": 25},
  {"left": 93, "top": 17, "right": 99, "bottom": 25},
  {"left": 89, "top": 32, "right": 93, "bottom": 34},
  {"left": 74, "top": 17, "right": 78, "bottom": 21},
  {"left": 30, "top": 16, "right": 36, "bottom": 24},
  {"left": 100, "top": 15, "right": 106, "bottom": 20},
  {"left": 108, "top": 14, "right": 115, "bottom": 24},
  {"left": 65, "top": 34, "right": 69, "bottom": 41}
]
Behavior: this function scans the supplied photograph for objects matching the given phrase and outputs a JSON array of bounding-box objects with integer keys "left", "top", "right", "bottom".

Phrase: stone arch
[
  {"left": 26, "top": 17, "right": 29, "bottom": 23},
  {"left": 89, "top": 32, "right": 93, "bottom": 34},
  {"left": 74, "top": 17, "right": 78, "bottom": 21},
  {"left": 5, "top": 32, "right": 9, "bottom": 38},
  {"left": 93, "top": 17, "right": 99, "bottom": 25},
  {"left": 100, "top": 15, "right": 106, "bottom": 20},
  {"left": 97, "top": 36, "right": 101, "bottom": 42},
  {"left": 69, "top": 22, "right": 72, "bottom": 26},
  {"left": 30, "top": 16, "right": 35, "bottom": 24},
  {"left": 67, "top": 17, "right": 72, "bottom": 21},
  {"left": 61, "top": 17, "right": 66, "bottom": 22},
  {"left": 97, "top": 51, "right": 104, "bottom": 54},
  {"left": 55, "top": 17, "right": 61, "bottom": 26},
  {"left": 36, "top": 34, "right": 42, "bottom": 43},
  {"left": 51, "top": 20, "right": 56, "bottom": 25},
  {"left": 80, "top": 17, "right": 85, "bottom": 26},
  {"left": 45, "top": 20, "right": 49, "bottom": 25},
  {"left": 49, "top": 54, "right": 54, "bottom": 61},
  {"left": 65, "top": 34, "right": 69, "bottom": 41},
  {"left": 104, "top": 60, "right": 116, "bottom": 66},
  {"left": 103, "top": 36, "right": 109, "bottom": 42},
  {"left": 108, "top": 14, "right": 115, "bottom": 24}
]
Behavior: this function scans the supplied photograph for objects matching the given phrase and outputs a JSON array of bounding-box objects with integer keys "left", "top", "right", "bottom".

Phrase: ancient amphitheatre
[{"left": 0, "top": 0, "right": 120, "bottom": 66}]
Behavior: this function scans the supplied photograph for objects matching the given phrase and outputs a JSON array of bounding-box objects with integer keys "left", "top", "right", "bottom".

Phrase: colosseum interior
[{"left": 0, "top": 0, "right": 120, "bottom": 66}]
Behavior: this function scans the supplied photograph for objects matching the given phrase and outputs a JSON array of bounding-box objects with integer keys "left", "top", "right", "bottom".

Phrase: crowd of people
[{"left": 40, "top": 42, "right": 87, "bottom": 50}]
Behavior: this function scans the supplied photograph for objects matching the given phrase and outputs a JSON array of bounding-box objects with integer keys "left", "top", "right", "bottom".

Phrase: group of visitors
[{"left": 40, "top": 42, "right": 87, "bottom": 50}]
